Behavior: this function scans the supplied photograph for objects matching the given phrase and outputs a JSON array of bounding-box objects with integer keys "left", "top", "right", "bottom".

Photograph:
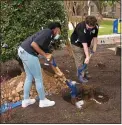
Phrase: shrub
[{"left": 1, "top": 0, "right": 68, "bottom": 62}]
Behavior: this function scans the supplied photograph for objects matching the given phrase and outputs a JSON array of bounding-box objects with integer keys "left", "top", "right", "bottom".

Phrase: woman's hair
[
  {"left": 85, "top": 16, "right": 97, "bottom": 27},
  {"left": 48, "top": 22, "right": 61, "bottom": 30}
]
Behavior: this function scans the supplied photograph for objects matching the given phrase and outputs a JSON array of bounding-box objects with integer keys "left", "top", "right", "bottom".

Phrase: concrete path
[{"left": 98, "top": 34, "right": 120, "bottom": 44}]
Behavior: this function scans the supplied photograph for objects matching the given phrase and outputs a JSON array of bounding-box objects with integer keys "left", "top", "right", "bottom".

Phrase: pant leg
[
  {"left": 72, "top": 45, "right": 86, "bottom": 76},
  {"left": 72, "top": 45, "right": 90, "bottom": 77},
  {"left": 18, "top": 47, "right": 45, "bottom": 100},
  {"left": 80, "top": 48, "right": 86, "bottom": 77},
  {"left": 80, "top": 48, "right": 90, "bottom": 76},
  {"left": 29, "top": 58, "right": 46, "bottom": 100},
  {"left": 22, "top": 63, "right": 33, "bottom": 99},
  {"left": 72, "top": 45, "right": 84, "bottom": 69},
  {"left": 18, "top": 47, "right": 33, "bottom": 99}
]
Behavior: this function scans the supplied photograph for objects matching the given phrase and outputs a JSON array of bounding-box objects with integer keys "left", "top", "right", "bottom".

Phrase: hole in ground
[{"left": 61, "top": 84, "right": 109, "bottom": 105}]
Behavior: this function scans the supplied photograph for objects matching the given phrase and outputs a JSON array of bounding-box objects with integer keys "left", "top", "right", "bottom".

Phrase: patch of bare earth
[{"left": 1, "top": 44, "right": 121, "bottom": 123}]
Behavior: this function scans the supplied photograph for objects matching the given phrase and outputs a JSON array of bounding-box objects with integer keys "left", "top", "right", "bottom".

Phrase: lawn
[
  {"left": 98, "top": 20, "right": 113, "bottom": 35},
  {"left": 68, "top": 20, "right": 113, "bottom": 37}
]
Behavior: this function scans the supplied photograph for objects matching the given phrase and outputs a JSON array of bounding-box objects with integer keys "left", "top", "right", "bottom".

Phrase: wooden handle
[{"left": 51, "top": 65, "right": 63, "bottom": 77}]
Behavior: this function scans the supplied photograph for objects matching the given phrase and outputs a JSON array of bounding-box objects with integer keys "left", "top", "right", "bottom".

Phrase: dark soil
[{"left": 1, "top": 44, "right": 121, "bottom": 124}]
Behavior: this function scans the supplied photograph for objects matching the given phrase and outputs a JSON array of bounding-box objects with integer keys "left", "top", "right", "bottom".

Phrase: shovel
[
  {"left": 48, "top": 57, "right": 78, "bottom": 98},
  {"left": 47, "top": 57, "right": 63, "bottom": 76},
  {"left": 78, "top": 51, "right": 93, "bottom": 76}
]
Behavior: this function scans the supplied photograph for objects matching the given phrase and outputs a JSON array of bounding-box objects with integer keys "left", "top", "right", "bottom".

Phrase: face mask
[{"left": 54, "top": 34, "right": 60, "bottom": 40}]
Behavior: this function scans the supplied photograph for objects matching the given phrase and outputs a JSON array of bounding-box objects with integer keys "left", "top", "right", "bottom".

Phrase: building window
[{"left": 91, "top": 5, "right": 94, "bottom": 12}]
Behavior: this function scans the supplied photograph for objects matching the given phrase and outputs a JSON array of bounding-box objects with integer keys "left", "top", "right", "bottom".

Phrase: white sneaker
[
  {"left": 39, "top": 98, "right": 55, "bottom": 108},
  {"left": 22, "top": 99, "right": 36, "bottom": 108}
]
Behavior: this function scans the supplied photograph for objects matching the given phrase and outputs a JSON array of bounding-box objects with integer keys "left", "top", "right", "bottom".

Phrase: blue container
[
  {"left": 113, "top": 19, "right": 121, "bottom": 34},
  {"left": 113, "top": 19, "right": 118, "bottom": 33}
]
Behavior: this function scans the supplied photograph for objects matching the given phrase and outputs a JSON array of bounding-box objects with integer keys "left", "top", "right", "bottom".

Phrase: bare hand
[
  {"left": 45, "top": 53, "right": 52, "bottom": 61},
  {"left": 84, "top": 56, "right": 90, "bottom": 64}
]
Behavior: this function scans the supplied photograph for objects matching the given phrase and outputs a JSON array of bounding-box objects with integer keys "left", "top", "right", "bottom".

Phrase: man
[
  {"left": 71, "top": 16, "right": 99, "bottom": 83},
  {"left": 18, "top": 22, "right": 61, "bottom": 108}
]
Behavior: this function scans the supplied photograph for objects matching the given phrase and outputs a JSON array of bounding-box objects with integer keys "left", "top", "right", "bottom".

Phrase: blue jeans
[{"left": 18, "top": 47, "right": 45, "bottom": 100}]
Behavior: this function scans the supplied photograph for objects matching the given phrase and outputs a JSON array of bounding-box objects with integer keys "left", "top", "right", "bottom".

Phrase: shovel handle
[{"left": 78, "top": 53, "right": 93, "bottom": 74}]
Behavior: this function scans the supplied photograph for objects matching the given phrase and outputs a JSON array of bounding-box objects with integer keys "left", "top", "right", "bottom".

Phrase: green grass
[
  {"left": 68, "top": 30, "right": 73, "bottom": 38},
  {"left": 98, "top": 20, "right": 113, "bottom": 35},
  {"left": 68, "top": 20, "right": 113, "bottom": 37}
]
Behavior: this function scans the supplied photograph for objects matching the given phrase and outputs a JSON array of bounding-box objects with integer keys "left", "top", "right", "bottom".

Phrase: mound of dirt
[{"left": 1, "top": 68, "right": 68, "bottom": 105}]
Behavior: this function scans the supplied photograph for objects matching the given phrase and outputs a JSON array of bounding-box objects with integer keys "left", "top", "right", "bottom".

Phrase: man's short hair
[
  {"left": 85, "top": 16, "right": 97, "bottom": 27},
  {"left": 48, "top": 22, "right": 61, "bottom": 30}
]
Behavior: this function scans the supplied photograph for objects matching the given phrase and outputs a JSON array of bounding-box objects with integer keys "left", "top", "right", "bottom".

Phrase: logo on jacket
[
  {"left": 91, "top": 29, "right": 95, "bottom": 34},
  {"left": 84, "top": 29, "right": 86, "bottom": 33}
]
